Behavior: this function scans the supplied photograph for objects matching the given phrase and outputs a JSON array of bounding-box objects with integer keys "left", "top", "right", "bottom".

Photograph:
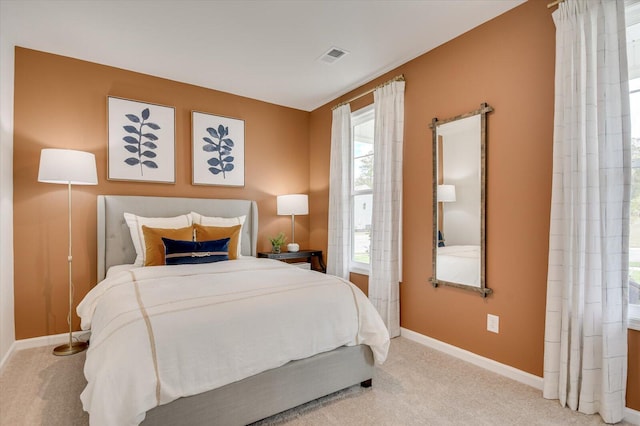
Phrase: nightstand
[{"left": 257, "top": 249, "right": 326, "bottom": 273}]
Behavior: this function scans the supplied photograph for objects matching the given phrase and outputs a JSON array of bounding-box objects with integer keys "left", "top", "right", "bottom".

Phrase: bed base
[{"left": 141, "top": 344, "right": 374, "bottom": 426}]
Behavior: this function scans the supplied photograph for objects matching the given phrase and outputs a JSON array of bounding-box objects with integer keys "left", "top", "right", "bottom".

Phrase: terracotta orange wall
[
  {"left": 630, "top": 330, "right": 640, "bottom": 410},
  {"left": 13, "top": 47, "right": 310, "bottom": 340},
  {"left": 349, "top": 272, "right": 369, "bottom": 296},
  {"left": 309, "top": 0, "right": 639, "bottom": 409}
]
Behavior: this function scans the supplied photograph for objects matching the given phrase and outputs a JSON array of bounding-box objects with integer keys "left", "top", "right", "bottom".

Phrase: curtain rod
[
  {"left": 547, "top": 0, "right": 565, "bottom": 9},
  {"left": 332, "top": 74, "right": 405, "bottom": 110}
]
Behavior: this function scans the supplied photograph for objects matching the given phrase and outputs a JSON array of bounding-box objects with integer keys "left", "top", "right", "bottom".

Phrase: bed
[
  {"left": 436, "top": 245, "right": 480, "bottom": 288},
  {"left": 79, "top": 195, "right": 390, "bottom": 426}
]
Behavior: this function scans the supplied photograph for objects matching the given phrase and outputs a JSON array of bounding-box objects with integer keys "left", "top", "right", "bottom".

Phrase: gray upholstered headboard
[{"left": 97, "top": 195, "right": 258, "bottom": 281}]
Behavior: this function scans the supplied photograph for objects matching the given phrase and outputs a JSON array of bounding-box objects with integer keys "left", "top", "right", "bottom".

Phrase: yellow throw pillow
[
  {"left": 193, "top": 224, "right": 241, "bottom": 260},
  {"left": 142, "top": 225, "right": 194, "bottom": 266}
]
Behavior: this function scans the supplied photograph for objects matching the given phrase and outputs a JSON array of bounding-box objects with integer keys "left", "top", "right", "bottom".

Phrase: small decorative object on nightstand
[
  {"left": 268, "top": 232, "right": 286, "bottom": 254},
  {"left": 258, "top": 249, "right": 326, "bottom": 273}
]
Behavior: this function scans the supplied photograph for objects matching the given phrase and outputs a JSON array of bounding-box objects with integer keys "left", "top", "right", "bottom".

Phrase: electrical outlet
[{"left": 487, "top": 314, "right": 499, "bottom": 333}]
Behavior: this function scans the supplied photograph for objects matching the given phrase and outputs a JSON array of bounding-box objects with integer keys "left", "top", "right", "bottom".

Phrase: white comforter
[
  {"left": 77, "top": 258, "right": 390, "bottom": 426},
  {"left": 436, "top": 245, "right": 480, "bottom": 287}
]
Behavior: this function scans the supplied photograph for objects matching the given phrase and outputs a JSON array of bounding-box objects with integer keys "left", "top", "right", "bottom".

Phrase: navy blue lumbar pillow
[{"left": 162, "top": 237, "right": 230, "bottom": 265}]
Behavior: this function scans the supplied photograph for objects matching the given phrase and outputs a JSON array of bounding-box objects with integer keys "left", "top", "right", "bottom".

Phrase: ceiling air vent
[{"left": 318, "top": 47, "right": 349, "bottom": 64}]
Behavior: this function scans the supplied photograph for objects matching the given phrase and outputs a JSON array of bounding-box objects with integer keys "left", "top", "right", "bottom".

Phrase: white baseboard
[
  {"left": 626, "top": 407, "right": 640, "bottom": 426},
  {"left": 400, "top": 327, "right": 544, "bottom": 389},
  {"left": 400, "top": 327, "right": 640, "bottom": 425},
  {"left": 0, "top": 340, "right": 16, "bottom": 372},
  {"left": 0, "top": 331, "right": 90, "bottom": 372}
]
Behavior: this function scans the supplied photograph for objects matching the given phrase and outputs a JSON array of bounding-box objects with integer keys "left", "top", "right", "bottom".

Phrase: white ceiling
[{"left": 2, "top": 0, "right": 525, "bottom": 111}]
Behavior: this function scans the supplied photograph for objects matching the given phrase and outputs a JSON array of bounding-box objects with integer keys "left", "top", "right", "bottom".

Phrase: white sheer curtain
[
  {"left": 327, "top": 104, "right": 351, "bottom": 280},
  {"left": 369, "top": 81, "right": 404, "bottom": 338},
  {"left": 544, "top": 1, "right": 631, "bottom": 423}
]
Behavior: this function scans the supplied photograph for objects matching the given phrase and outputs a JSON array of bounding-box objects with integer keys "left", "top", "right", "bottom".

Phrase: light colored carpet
[{"left": 0, "top": 337, "right": 632, "bottom": 425}]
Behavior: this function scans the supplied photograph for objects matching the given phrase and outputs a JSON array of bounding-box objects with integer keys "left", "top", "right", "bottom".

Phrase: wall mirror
[{"left": 430, "top": 103, "right": 493, "bottom": 297}]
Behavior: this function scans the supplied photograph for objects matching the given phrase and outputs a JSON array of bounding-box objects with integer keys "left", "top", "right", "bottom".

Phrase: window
[
  {"left": 351, "top": 105, "right": 375, "bottom": 273},
  {"left": 627, "top": 0, "right": 640, "bottom": 330}
]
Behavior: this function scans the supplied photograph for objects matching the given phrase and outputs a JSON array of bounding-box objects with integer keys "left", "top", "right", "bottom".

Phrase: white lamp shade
[
  {"left": 437, "top": 185, "right": 456, "bottom": 202},
  {"left": 38, "top": 149, "right": 98, "bottom": 185},
  {"left": 277, "top": 194, "right": 309, "bottom": 215}
]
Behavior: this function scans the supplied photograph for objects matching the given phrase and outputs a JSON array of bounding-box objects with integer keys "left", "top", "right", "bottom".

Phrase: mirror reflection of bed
[
  {"left": 437, "top": 245, "right": 480, "bottom": 287},
  {"left": 436, "top": 114, "right": 481, "bottom": 288},
  {"left": 431, "top": 103, "right": 492, "bottom": 296}
]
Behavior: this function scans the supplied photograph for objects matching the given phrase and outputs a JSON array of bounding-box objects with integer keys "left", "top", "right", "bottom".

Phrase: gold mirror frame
[{"left": 430, "top": 103, "right": 493, "bottom": 297}]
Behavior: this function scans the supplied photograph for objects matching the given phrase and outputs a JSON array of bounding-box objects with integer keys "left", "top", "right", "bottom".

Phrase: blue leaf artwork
[
  {"left": 202, "top": 124, "right": 235, "bottom": 179},
  {"left": 108, "top": 97, "right": 175, "bottom": 183},
  {"left": 191, "top": 111, "right": 243, "bottom": 186},
  {"left": 122, "top": 108, "right": 160, "bottom": 175}
]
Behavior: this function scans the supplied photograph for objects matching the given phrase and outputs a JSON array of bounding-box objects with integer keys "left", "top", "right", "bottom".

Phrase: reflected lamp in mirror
[
  {"left": 277, "top": 194, "right": 308, "bottom": 252},
  {"left": 437, "top": 185, "right": 456, "bottom": 247},
  {"left": 437, "top": 185, "right": 456, "bottom": 202}
]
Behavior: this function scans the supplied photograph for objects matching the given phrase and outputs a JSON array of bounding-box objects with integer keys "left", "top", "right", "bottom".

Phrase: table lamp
[
  {"left": 437, "top": 184, "right": 456, "bottom": 202},
  {"left": 437, "top": 184, "right": 456, "bottom": 247},
  {"left": 277, "top": 194, "right": 308, "bottom": 252}
]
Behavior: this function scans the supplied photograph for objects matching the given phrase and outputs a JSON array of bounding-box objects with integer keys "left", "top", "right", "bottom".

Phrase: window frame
[
  {"left": 629, "top": 77, "right": 640, "bottom": 331},
  {"left": 627, "top": 0, "right": 640, "bottom": 330},
  {"left": 349, "top": 105, "right": 375, "bottom": 275},
  {"left": 630, "top": 305, "right": 640, "bottom": 330}
]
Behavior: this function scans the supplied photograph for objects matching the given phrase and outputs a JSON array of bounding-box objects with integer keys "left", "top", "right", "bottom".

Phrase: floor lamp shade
[
  {"left": 38, "top": 149, "right": 97, "bottom": 356},
  {"left": 277, "top": 194, "right": 308, "bottom": 252},
  {"left": 38, "top": 149, "right": 98, "bottom": 185}
]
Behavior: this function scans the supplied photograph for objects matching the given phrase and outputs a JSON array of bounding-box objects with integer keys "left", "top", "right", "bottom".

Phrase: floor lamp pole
[{"left": 53, "top": 182, "right": 88, "bottom": 356}]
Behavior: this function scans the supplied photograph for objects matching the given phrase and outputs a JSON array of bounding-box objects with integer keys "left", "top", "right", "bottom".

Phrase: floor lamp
[
  {"left": 38, "top": 149, "right": 97, "bottom": 356},
  {"left": 277, "top": 194, "right": 308, "bottom": 252}
]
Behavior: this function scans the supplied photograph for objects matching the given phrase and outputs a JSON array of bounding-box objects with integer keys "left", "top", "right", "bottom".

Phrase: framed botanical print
[
  {"left": 108, "top": 96, "right": 175, "bottom": 183},
  {"left": 192, "top": 111, "right": 245, "bottom": 187}
]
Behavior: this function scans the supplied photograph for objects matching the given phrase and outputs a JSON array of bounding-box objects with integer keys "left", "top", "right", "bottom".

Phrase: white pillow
[
  {"left": 190, "top": 212, "right": 246, "bottom": 257},
  {"left": 124, "top": 213, "right": 193, "bottom": 266}
]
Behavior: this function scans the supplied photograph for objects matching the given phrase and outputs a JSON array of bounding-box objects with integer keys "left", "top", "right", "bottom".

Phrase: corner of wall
[{"left": 0, "top": 4, "right": 16, "bottom": 363}]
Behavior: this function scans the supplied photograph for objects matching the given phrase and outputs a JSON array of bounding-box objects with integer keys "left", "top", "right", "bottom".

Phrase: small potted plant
[{"left": 269, "top": 232, "right": 287, "bottom": 254}]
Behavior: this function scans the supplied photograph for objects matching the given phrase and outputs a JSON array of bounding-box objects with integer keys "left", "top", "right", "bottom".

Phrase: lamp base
[
  {"left": 53, "top": 341, "right": 88, "bottom": 356},
  {"left": 287, "top": 243, "right": 300, "bottom": 252}
]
